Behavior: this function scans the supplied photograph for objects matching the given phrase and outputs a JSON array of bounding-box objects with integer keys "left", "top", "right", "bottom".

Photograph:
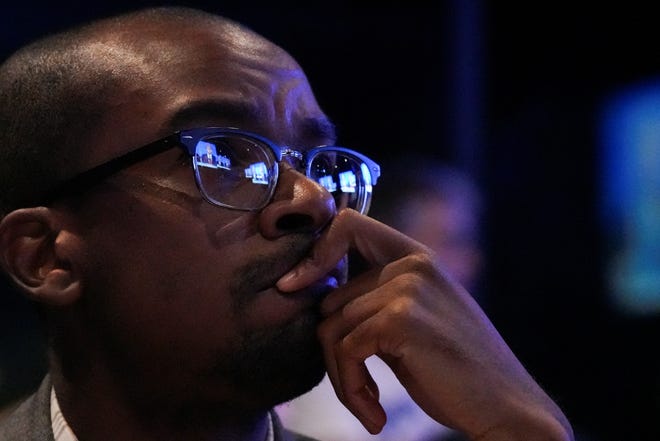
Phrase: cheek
[{"left": 78, "top": 194, "right": 243, "bottom": 369}]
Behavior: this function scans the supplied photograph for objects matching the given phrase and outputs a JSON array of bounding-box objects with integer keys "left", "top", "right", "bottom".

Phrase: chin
[
  {"left": 208, "top": 308, "right": 327, "bottom": 409},
  {"left": 269, "top": 358, "right": 327, "bottom": 406}
]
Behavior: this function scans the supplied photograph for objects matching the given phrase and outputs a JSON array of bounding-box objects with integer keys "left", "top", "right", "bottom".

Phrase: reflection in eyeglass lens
[
  {"left": 244, "top": 162, "right": 269, "bottom": 185},
  {"left": 311, "top": 153, "right": 370, "bottom": 211},
  {"left": 194, "top": 136, "right": 276, "bottom": 208}
]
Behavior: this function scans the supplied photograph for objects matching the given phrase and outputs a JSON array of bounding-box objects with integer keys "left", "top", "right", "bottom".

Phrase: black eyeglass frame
[{"left": 45, "top": 127, "right": 381, "bottom": 213}]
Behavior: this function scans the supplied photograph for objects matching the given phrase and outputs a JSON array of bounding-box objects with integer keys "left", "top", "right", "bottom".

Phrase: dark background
[{"left": 2, "top": 2, "right": 659, "bottom": 440}]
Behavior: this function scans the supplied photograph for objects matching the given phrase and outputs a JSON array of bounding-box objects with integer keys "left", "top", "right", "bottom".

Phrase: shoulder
[{"left": 0, "top": 375, "right": 54, "bottom": 441}]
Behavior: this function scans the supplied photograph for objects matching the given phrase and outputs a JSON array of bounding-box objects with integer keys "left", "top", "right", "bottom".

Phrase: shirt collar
[
  {"left": 50, "top": 387, "right": 78, "bottom": 441},
  {"left": 265, "top": 412, "right": 274, "bottom": 441}
]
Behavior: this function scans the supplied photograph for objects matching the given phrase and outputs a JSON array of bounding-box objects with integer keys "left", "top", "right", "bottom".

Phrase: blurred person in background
[{"left": 370, "top": 158, "right": 483, "bottom": 295}]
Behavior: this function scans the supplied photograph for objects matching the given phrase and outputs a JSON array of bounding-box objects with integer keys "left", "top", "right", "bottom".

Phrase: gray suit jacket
[{"left": 0, "top": 375, "right": 319, "bottom": 441}]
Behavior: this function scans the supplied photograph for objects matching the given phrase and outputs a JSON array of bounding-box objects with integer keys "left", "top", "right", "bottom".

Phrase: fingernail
[{"left": 276, "top": 271, "right": 296, "bottom": 289}]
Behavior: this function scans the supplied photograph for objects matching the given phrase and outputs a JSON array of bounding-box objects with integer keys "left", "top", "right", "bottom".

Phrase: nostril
[{"left": 276, "top": 213, "right": 314, "bottom": 231}]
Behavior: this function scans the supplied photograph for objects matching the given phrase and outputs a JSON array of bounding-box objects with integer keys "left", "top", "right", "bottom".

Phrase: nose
[{"left": 258, "top": 164, "right": 336, "bottom": 238}]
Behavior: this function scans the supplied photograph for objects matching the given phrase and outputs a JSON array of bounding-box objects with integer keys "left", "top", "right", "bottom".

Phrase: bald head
[{"left": 0, "top": 7, "right": 294, "bottom": 216}]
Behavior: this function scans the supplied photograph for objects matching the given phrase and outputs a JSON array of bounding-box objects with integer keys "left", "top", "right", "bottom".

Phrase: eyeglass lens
[
  {"left": 308, "top": 151, "right": 373, "bottom": 212},
  {"left": 193, "top": 135, "right": 277, "bottom": 209},
  {"left": 192, "top": 134, "right": 373, "bottom": 212}
]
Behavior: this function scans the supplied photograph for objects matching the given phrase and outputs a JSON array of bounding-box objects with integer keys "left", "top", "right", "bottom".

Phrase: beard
[
  {"left": 208, "top": 307, "right": 327, "bottom": 409},
  {"left": 204, "top": 234, "right": 332, "bottom": 409}
]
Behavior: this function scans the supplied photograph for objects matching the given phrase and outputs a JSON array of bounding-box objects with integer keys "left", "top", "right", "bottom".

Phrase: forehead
[{"left": 84, "top": 17, "right": 330, "bottom": 165}]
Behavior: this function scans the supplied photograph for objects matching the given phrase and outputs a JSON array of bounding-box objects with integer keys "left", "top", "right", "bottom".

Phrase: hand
[{"left": 277, "top": 209, "right": 573, "bottom": 441}]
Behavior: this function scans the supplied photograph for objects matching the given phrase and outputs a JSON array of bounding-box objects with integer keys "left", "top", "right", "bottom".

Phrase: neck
[
  {"left": 48, "top": 357, "right": 271, "bottom": 441},
  {"left": 45, "top": 308, "right": 274, "bottom": 441}
]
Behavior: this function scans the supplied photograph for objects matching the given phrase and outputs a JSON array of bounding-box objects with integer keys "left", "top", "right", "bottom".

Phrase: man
[{"left": 0, "top": 6, "right": 573, "bottom": 441}]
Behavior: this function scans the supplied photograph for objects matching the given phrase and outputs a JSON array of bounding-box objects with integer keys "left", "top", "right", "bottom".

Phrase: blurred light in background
[{"left": 600, "top": 80, "right": 660, "bottom": 315}]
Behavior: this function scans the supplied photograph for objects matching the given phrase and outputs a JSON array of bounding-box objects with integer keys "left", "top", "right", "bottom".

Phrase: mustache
[{"left": 230, "top": 234, "right": 315, "bottom": 309}]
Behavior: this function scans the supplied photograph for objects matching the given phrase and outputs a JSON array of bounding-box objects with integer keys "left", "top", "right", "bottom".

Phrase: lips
[
  {"left": 230, "top": 236, "right": 347, "bottom": 313},
  {"left": 236, "top": 273, "right": 337, "bottom": 329},
  {"left": 249, "top": 240, "right": 347, "bottom": 295}
]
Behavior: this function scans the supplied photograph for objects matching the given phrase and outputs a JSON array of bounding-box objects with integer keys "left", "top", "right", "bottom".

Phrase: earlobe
[{"left": 0, "top": 207, "right": 82, "bottom": 306}]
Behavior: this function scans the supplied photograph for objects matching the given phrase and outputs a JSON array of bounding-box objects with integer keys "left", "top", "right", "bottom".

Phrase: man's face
[
  {"left": 402, "top": 197, "right": 481, "bottom": 291},
  {"left": 65, "top": 22, "right": 343, "bottom": 412}
]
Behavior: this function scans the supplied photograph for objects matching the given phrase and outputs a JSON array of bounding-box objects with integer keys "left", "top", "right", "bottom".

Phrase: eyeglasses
[{"left": 48, "top": 127, "right": 381, "bottom": 214}]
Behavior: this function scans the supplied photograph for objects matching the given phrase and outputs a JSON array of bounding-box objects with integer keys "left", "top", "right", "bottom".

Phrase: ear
[{"left": 0, "top": 207, "right": 81, "bottom": 306}]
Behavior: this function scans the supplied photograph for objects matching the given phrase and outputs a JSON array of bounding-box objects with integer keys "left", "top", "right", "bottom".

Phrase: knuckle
[
  {"left": 385, "top": 294, "right": 417, "bottom": 323},
  {"left": 405, "top": 251, "right": 436, "bottom": 274},
  {"left": 332, "top": 207, "right": 357, "bottom": 229}
]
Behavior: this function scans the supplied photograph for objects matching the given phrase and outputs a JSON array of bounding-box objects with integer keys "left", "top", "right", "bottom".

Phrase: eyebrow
[
  {"left": 300, "top": 117, "right": 337, "bottom": 145},
  {"left": 166, "top": 99, "right": 338, "bottom": 144},
  {"left": 166, "top": 99, "right": 264, "bottom": 130}
]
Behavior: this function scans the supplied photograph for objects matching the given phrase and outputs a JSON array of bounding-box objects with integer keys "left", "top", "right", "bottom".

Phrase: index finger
[{"left": 276, "top": 209, "right": 420, "bottom": 292}]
